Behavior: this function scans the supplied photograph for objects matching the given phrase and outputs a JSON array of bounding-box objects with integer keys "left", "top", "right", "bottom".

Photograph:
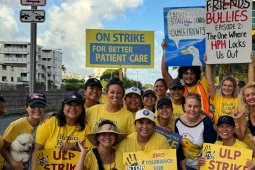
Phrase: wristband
[
  {"left": 249, "top": 69, "right": 254, "bottom": 72},
  {"left": 235, "top": 125, "right": 239, "bottom": 129}
]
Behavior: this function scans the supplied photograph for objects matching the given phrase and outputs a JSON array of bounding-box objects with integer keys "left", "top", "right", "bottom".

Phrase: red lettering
[
  {"left": 226, "top": 11, "right": 231, "bottom": 22},
  {"left": 243, "top": 166, "right": 248, "bottom": 170},
  {"left": 44, "top": 164, "right": 50, "bottom": 170},
  {"left": 206, "top": 13, "right": 212, "bottom": 24},
  {"left": 223, "top": 162, "right": 229, "bottom": 170},
  {"left": 211, "top": 40, "right": 226, "bottom": 50},
  {"left": 234, "top": 164, "right": 242, "bottom": 170},
  {"left": 51, "top": 164, "right": 58, "bottom": 170},
  {"left": 63, "top": 153, "right": 68, "bottom": 160},
  {"left": 209, "top": 160, "right": 215, "bottom": 169},
  {"left": 219, "top": 148, "right": 227, "bottom": 158},
  {"left": 227, "top": 149, "right": 233, "bottom": 159},
  {"left": 241, "top": 10, "right": 248, "bottom": 21},
  {"left": 69, "top": 152, "right": 75, "bottom": 160},
  {"left": 70, "top": 163, "right": 76, "bottom": 170},
  {"left": 216, "top": 161, "right": 223, "bottom": 169},
  {"left": 220, "top": 12, "right": 225, "bottom": 23},
  {"left": 53, "top": 151, "right": 61, "bottom": 160},
  {"left": 234, "top": 151, "right": 241, "bottom": 160},
  {"left": 59, "top": 164, "right": 65, "bottom": 170},
  {"left": 235, "top": 10, "right": 240, "bottom": 22},
  {"left": 67, "top": 163, "right": 69, "bottom": 170}
]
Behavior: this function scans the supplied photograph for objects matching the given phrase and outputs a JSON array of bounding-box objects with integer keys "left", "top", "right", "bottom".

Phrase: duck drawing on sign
[
  {"left": 181, "top": 133, "right": 201, "bottom": 159},
  {"left": 181, "top": 46, "right": 202, "bottom": 66}
]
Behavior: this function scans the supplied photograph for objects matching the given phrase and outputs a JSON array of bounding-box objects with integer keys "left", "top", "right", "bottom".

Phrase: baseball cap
[
  {"left": 125, "top": 86, "right": 141, "bottom": 98},
  {"left": 135, "top": 109, "right": 155, "bottom": 122},
  {"left": 170, "top": 78, "right": 185, "bottom": 89},
  {"left": 26, "top": 92, "right": 47, "bottom": 106},
  {"left": 84, "top": 78, "right": 102, "bottom": 89},
  {"left": 142, "top": 90, "right": 157, "bottom": 99},
  {"left": 63, "top": 92, "right": 84, "bottom": 105},
  {"left": 216, "top": 116, "right": 235, "bottom": 127},
  {"left": 157, "top": 97, "right": 172, "bottom": 109}
]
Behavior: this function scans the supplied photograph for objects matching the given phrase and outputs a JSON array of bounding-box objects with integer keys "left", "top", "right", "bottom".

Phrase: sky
[{"left": 0, "top": 0, "right": 206, "bottom": 85}]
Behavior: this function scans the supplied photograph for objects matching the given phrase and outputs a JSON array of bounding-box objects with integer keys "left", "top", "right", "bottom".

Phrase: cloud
[
  {"left": 0, "top": 4, "right": 20, "bottom": 41},
  {"left": 155, "top": 31, "right": 164, "bottom": 37},
  {"left": 36, "top": 0, "right": 143, "bottom": 75}
]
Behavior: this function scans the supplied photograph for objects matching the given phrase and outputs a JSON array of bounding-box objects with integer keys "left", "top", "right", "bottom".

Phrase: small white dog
[{"left": 4, "top": 134, "right": 34, "bottom": 170}]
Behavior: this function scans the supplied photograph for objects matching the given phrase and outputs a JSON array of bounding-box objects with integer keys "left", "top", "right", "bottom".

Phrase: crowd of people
[{"left": 1, "top": 39, "right": 255, "bottom": 170}]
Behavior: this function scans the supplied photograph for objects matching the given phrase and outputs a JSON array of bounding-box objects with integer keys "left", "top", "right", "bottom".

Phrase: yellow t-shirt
[
  {"left": 210, "top": 92, "right": 239, "bottom": 127},
  {"left": 84, "top": 150, "right": 116, "bottom": 170},
  {"left": 86, "top": 104, "right": 135, "bottom": 135},
  {"left": 186, "top": 76, "right": 209, "bottom": 99},
  {"left": 101, "top": 95, "right": 108, "bottom": 104},
  {"left": 36, "top": 116, "right": 91, "bottom": 149},
  {"left": 171, "top": 103, "right": 185, "bottom": 123},
  {"left": 155, "top": 118, "right": 175, "bottom": 132},
  {"left": 0, "top": 136, "right": 4, "bottom": 170},
  {"left": 215, "top": 139, "right": 250, "bottom": 149},
  {"left": 3, "top": 117, "right": 34, "bottom": 143},
  {"left": 123, "top": 105, "right": 137, "bottom": 117},
  {"left": 115, "top": 132, "right": 171, "bottom": 170}
]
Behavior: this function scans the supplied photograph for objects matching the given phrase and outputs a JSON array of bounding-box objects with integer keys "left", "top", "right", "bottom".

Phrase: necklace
[{"left": 65, "top": 124, "right": 77, "bottom": 142}]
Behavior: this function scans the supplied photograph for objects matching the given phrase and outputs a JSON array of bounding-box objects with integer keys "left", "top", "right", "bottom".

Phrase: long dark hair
[{"left": 56, "top": 102, "right": 86, "bottom": 132}]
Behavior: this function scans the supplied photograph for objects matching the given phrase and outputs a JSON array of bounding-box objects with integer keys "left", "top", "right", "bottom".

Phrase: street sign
[
  {"left": 20, "top": 10, "right": 45, "bottom": 23},
  {"left": 21, "top": 0, "right": 46, "bottom": 6}
]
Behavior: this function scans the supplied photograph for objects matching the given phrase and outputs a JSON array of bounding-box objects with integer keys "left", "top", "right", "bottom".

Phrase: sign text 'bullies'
[
  {"left": 86, "top": 29, "right": 154, "bottom": 68},
  {"left": 205, "top": 0, "right": 252, "bottom": 64}
]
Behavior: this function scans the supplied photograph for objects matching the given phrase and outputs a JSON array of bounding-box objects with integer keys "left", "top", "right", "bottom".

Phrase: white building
[{"left": 0, "top": 41, "right": 62, "bottom": 89}]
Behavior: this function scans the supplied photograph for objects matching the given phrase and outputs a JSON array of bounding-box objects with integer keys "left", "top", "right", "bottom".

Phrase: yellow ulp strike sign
[
  {"left": 35, "top": 149, "right": 80, "bottom": 170},
  {"left": 86, "top": 29, "right": 154, "bottom": 68},
  {"left": 123, "top": 149, "right": 177, "bottom": 170},
  {"left": 201, "top": 143, "right": 252, "bottom": 170}
]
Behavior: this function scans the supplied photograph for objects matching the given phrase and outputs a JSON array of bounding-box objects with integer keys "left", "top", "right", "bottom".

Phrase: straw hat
[{"left": 87, "top": 124, "right": 127, "bottom": 146}]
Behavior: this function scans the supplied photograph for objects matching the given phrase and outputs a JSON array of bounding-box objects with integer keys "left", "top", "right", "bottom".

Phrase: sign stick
[
  {"left": 29, "top": 6, "right": 37, "bottom": 93},
  {"left": 119, "top": 68, "right": 122, "bottom": 81}
]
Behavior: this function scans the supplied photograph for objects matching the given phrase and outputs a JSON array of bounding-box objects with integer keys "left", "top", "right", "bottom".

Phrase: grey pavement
[{"left": 0, "top": 116, "right": 24, "bottom": 136}]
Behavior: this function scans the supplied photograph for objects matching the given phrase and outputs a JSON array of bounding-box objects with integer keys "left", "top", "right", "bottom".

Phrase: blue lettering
[
  {"left": 140, "top": 34, "right": 145, "bottom": 42},
  {"left": 96, "top": 33, "right": 103, "bottom": 41},
  {"left": 103, "top": 33, "right": 110, "bottom": 42},
  {"left": 134, "top": 34, "right": 139, "bottom": 42},
  {"left": 113, "top": 33, "right": 118, "bottom": 42},
  {"left": 125, "top": 34, "right": 130, "bottom": 42},
  {"left": 118, "top": 33, "right": 124, "bottom": 42}
]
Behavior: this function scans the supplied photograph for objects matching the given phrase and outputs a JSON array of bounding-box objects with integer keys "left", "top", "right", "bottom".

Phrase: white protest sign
[{"left": 205, "top": 0, "right": 252, "bottom": 64}]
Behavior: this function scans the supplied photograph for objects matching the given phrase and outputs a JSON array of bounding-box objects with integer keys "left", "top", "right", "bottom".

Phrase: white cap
[
  {"left": 125, "top": 86, "right": 141, "bottom": 97},
  {"left": 135, "top": 109, "right": 155, "bottom": 122}
]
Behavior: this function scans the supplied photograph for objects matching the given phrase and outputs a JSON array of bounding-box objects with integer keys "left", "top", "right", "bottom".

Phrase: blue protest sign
[
  {"left": 154, "top": 125, "right": 182, "bottom": 149},
  {"left": 164, "top": 6, "right": 206, "bottom": 66}
]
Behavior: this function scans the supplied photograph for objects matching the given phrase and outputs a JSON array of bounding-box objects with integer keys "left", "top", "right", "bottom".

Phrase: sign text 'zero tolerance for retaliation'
[{"left": 86, "top": 29, "right": 154, "bottom": 68}]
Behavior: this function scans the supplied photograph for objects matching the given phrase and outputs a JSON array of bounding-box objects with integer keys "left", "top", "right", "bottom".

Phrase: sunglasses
[
  {"left": 109, "top": 79, "right": 123, "bottom": 85},
  {"left": 30, "top": 103, "right": 45, "bottom": 109}
]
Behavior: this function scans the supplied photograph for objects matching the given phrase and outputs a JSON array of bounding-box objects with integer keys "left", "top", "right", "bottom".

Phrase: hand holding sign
[
  {"left": 161, "top": 39, "right": 168, "bottom": 50},
  {"left": 198, "top": 156, "right": 206, "bottom": 166},
  {"left": 248, "top": 134, "right": 255, "bottom": 151},
  {"left": 246, "top": 159, "right": 255, "bottom": 170}
]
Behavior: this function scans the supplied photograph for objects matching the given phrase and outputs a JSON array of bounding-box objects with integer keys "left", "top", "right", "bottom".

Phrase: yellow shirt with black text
[
  {"left": 186, "top": 76, "right": 209, "bottom": 99},
  {"left": 36, "top": 116, "right": 91, "bottom": 149},
  {"left": 86, "top": 104, "right": 135, "bottom": 135},
  {"left": 210, "top": 92, "right": 239, "bottom": 128},
  {"left": 84, "top": 150, "right": 116, "bottom": 170},
  {"left": 115, "top": 132, "right": 171, "bottom": 170}
]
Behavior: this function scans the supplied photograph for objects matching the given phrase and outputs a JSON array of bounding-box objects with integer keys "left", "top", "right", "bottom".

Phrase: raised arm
[
  {"left": 161, "top": 39, "right": 173, "bottom": 89},
  {"left": 248, "top": 51, "right": 255, "bottom": 83},
  {"left": 204, "top": 54, "right": 216, "bottom": 100}
]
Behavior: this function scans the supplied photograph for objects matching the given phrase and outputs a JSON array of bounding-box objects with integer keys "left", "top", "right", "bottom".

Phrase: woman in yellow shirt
[
  {"left": 198, "top": 116, "right": 254, "bottom": 170},
  {"left": 155, "top": 97, "right": 175, "bottom": 133},
  {"left": 83, "top": 78, "right": 102, "bottom": 110},
  {"left": 124, "top": 86, "right": 142, "bottom": 117},
  {"left": 141, "top": 89, "right": 157, "bottom": 113},
  {"left": 86, "top": 77, "right": 135, "bottom": 135},
  {"left": 31, "top": 92, "right": 91, "bottom": 170},
  {"left": 115, "top": 109, "right": 171, "bottom": 170},
  {"left": 1, "top": 92, "right": 47, "bottom": 170},
  {"left": 154, "top": 78, "right": 168, "bottom": 102},
  {"left": 74, "top": 119, "right": 126, "bottom": 170}
]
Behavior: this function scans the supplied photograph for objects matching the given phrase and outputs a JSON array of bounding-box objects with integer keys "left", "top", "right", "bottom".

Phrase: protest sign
[
  {"left": 163, "top": 6, "right": 206, "bottom": 66},
  {"left": 123, "top": 149, "right": 177, "bottom": 170},
  {"left": 86, "top": 29, "right": 154, "bottom": 68},
  {"left": 205, "top": 0, "right": 252, "bottom": 64},
  {"left": 35, "top": 149, "right": 80, "bottom": 170},
  {"left": 200, "top": 143, "right": 252, "bottom": 170},
  {"left": 154, "top": 125, "right": 182, "bottom": 149}
]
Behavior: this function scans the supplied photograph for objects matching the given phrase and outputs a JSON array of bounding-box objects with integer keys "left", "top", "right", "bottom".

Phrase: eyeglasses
[
  {"left": 30, "top": 103, "right": 45, "bottom": 109},
  {"left": 183, "top": 72, "right": 195, "bottom": 76},
  {"left": 108, "top": 79, "right": 123, "bottom": 85}
]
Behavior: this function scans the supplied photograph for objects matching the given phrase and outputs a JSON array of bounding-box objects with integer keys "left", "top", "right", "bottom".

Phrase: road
[{"left": 0, "top": 116, "right": 24, "bottom": 136}]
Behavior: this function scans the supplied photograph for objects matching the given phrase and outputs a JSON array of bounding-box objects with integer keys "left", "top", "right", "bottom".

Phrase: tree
[
  {"left": 63, "top": 78, "right": 84, "bottom": 83},
  {"left": 100, "top": 79, "right": 107, "bottom": 89},
  {"left": 122, "top": 77, "right": 142, "bottom": 90},
  {"left": 62, "top": 65, "right": 66, "bottom": 73},
  {"left": 144, "top": 84, "right": 153, "bottom": 89},
  {"left": 100, "top": 69, "right": 123, "bottom": 81}
]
